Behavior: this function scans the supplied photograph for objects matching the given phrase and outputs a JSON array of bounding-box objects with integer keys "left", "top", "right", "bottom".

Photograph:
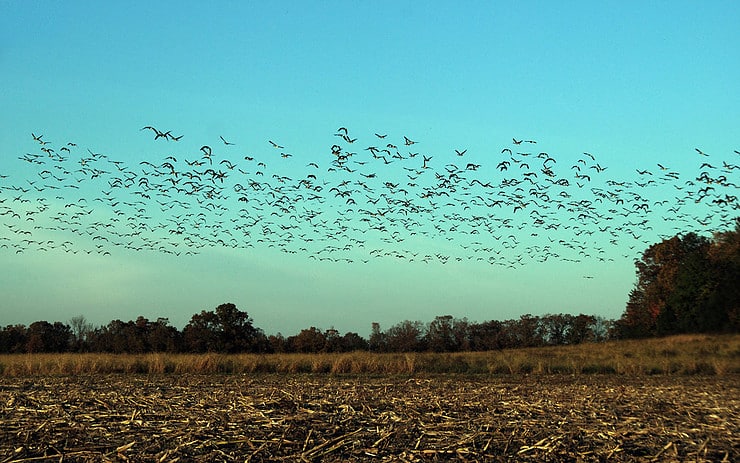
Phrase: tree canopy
[{"left": 615, "top": 218, "right": 739, "bottom": 337}]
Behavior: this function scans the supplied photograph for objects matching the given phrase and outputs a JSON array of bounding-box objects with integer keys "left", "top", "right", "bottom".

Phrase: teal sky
[{"left": 1, "top": 1, "right": 738, "bottom": 337}]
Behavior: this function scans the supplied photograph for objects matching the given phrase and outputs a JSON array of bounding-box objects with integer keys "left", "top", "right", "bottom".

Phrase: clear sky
[{"left": 1, "top": 1, "right": 738, "bottom": 337}]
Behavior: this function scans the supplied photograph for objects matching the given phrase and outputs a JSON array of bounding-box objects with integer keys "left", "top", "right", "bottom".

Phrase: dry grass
[
  {"left": 1, "top": 334, "right": 737, "bottom": 377},
  {"left": 1, "top": 374, "right": 737, "bottom": 462}
]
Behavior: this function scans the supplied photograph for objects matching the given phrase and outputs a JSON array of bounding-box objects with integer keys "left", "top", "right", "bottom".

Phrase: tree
[
  {"left": 617, "top": 221, "right": 740, "bottom": 337},
  {"left": 617, "top": 233, "right": 711, "bottom": 337},
  {"left": 214, "top": 303, "right": 260, "bottom": 352},
  {"left": 26, "top": 321, "right": 72, "bottom": 353},
  {"left": 147, "top": 318, "right": 182, "bottom": 352},
  {"left": 340, "top": 331, "right": 369, "bottom": 351},
  {"left": 509, "top": 314, "right": 544, "bottom": 347},
  {"left": 567, "top": 314, "right": 597, "bottom": 344},
  {"left": 540, "top": 314, "right": 571, "bottom": 346},
  {"left": 591, "top": 316, "right": 614, "bottom": 342},
  {"left": 183, "top": 303, "right": 260, "bottom": 353},
  {"left": 419, "top": 317, "right": 473, "bottom": 352},
  {"left": 369, "top": 322, "right": 387, "bottom": 352},
  {"left": 659, "top": 248, "right": 714, "bottom": 334},
  {"left": 268, "top": 333, "right": 287, "bottom": 353},
  {"left": 451, "top": 317, "right": 472, "bottom": 351},
  {"left": 706, "top": 219, "right": 740, "bottom": 332},
  {"left": 468, "top": 320, "right": 507, "bottom": 351},
  {"left": 426, "top": 315, "right": 457, "bottom": 352},
  {"left": 616, "top": 288, "right": 654, "bottom": 338},
  {"left": 69, "top": 315, "right": 93, "bottom": 351},
  {"left": 183, "top": 310, "right": 221, "bottom": 352},
  {"left": 385, "top": 320, "right": 425, "bottom": 352},
  {"left": 291, "top": 327, "right": 326, "bottom": 353},
  {"left": 0, "top": 325, "right": 27, "bottom": 353},
  {"left": 323, "top": 328, "right": 342, "bottom": 352}
]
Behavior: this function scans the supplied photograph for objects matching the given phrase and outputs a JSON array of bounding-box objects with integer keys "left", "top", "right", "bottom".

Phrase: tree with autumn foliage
[{"left": 616, "top": 218, "right": 740, "bottom": 337}]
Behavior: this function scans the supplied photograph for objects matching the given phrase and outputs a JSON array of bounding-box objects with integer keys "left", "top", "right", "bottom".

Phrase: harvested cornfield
[{"left": 1, "top": 374, "right": 737, "bottom": 462}]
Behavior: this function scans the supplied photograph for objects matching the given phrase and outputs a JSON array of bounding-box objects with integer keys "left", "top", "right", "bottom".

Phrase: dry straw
[
  {"left": 0, "top": 373, "right": 736, "bottom": 461},
  {"left": 0, "top": 333, "right": 737, "bottom": 377}
]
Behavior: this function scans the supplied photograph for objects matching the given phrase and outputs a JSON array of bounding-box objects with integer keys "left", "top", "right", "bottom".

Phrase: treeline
[
  {"left": 0, "top": 304, "right": 613, "bottom": 354},
  {"left": 614, "top": 218, "right": 739, "bottom": 338},
  {"left": 3, "top": 220, "right": 737, "bottom": 354},
  {"left": 274, "top": 313, "right": 612, "bottom": 353}
]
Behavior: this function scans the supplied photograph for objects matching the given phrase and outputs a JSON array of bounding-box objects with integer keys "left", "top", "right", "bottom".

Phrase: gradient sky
[{"left": 1, "top": 1, "right": 738, "bottom": 337}]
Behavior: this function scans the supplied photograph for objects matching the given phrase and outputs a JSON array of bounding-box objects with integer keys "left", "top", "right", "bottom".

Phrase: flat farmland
[{"left": 1, "top": 373, "right": 737, "bottom": 462}]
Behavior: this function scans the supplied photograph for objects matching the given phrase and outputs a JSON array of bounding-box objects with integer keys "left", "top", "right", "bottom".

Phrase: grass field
[{"left": 1, "top": 333, "right": 738, "bottom": 376}]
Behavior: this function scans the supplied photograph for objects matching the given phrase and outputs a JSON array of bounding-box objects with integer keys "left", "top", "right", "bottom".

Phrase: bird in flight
[
  {"left": 9, "top": 125, "right": 737, "bottom": 269},
  {"left": 140, "top": 126, "right": 172, "bottom": 140}
]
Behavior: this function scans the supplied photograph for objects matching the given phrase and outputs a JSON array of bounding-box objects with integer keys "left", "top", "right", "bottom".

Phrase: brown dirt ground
[{"left": 1, "top": 374, "right": 737, "bottom": 462}]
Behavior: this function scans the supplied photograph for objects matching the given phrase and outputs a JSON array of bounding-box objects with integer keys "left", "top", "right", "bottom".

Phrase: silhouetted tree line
[
  {"left": 2, "top": 222, "right": 737, "bottom": 354},
  {"left": 0, "top": 302, "right": 613, "bottom": 354},
  {"left": 364, "top": 314, "right": 612, "bottom": 353},
  {"left": 614, "top": 218, "right": 739, "bottom": 338}
]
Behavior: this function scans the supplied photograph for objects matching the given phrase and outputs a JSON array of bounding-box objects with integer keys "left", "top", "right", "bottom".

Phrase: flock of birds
[{"left": 1, "top": 128, "right": 737, "bottom": 268}]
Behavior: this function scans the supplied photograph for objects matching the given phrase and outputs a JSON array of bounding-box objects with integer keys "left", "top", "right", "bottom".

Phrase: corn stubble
[
  {"left": 0, "top": 335, "right": 737, "bottom": 461},
  {"left": 1, "top": 374, "right": 737, "bottom": 462}
]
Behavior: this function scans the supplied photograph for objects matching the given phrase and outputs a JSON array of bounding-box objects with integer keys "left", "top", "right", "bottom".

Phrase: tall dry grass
[{"left": 0, "top": 334, "right": 737, "bottom": 377}]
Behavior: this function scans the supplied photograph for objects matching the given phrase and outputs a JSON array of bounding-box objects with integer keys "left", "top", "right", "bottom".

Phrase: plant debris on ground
[{"left": 1, "top": 374, "right": 737, "bottom": 462}]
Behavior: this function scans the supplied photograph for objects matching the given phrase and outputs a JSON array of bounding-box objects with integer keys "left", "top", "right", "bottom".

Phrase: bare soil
[{"left": 1, "top": 374, "right": 737, "bottom": 462}]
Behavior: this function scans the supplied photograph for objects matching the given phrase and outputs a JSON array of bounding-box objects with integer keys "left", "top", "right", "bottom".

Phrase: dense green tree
[
  {"left": 617, "top": 221, "right": 739, "bottom": 337},
  {"left": 706, "top": 219, "right": 740, "bottom": 332},
  {"left": 617, "top": 233, "right": 709, "bottom": 337}
]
